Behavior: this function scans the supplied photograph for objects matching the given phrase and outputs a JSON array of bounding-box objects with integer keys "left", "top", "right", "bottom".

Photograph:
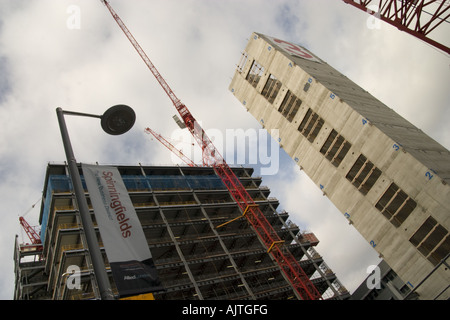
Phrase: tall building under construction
[
  {"left": 14, "top": 163, "right": 349, "bottom": 300},
  {"left": 229, "top": 32, "right": 450, "bottom": 300}
]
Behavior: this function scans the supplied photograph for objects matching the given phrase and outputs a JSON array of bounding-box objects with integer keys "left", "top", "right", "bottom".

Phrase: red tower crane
[
  {"left": 18, "top": 198, "right": 42, "bottom": 249},
  {"left": 102, "top": 0, "right": 322, "bottom": 300},
  {"left": 342, "top": 0, "right": 450, "bottom": 55},
  {"left": 19, "top": 216, "right": 42, "bottom": 250}
]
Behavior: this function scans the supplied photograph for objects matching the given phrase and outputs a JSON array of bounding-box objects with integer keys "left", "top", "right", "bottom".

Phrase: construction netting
[
  {"left": 122, "top": 175, "right": 225, "bottom": 191},
  {"left": 41, "top": 175, "right": 73, "bottom": 243},
  {"left": 40, "top": 174, "right": 226, "bottom": 242}
]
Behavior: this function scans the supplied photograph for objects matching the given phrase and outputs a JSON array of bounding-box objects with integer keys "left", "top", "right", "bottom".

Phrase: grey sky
[{"left": 0, "top": 0, "right": 448, "bottom": 299}]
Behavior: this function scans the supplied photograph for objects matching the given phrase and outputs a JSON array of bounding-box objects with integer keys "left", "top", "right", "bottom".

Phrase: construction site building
[
  {"left": 351, "top": 260, "right": 418, "bottom": 300},
  {"left": 13, "top": 163, "right": 349, "bottom": 300},
  {"left": 229, "top": 32, "right": 450, "bottom": 300}
]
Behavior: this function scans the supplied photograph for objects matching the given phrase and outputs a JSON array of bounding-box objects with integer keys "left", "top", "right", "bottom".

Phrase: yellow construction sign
[{"left": 120, "top": 293, "right": 155, "bottom": 300}]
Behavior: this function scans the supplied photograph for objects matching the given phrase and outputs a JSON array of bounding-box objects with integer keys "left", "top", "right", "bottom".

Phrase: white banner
[{"left": 82, "top": 164, "right": 162, "bottom": 298}]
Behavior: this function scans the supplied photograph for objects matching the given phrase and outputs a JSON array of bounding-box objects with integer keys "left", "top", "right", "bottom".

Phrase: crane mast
[{"left": 102, "top": 0, "right": 321, "bottom": 300}]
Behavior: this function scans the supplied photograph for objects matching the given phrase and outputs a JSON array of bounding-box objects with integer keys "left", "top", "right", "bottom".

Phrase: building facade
[
  {"left": 229, "top": 32, "right": 450, "bottom": 300},
  {"left": 14, "top": 163, "right": 349, "bottom": 300},
  {"left": 351, "top": 260, "right": 417, "bottom": 300}
]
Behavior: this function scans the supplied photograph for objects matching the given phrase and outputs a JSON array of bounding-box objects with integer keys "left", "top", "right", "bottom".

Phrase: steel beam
[{"left": 343, "top": 0, "right": 450, "bottom": 54}]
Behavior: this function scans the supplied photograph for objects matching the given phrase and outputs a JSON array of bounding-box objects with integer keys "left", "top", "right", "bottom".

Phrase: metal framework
[
  {"left": 342, "top": 0, "right": 450, "bottom": 54},
  {"left": 19, "top": 216, "right": 42, "bottom": 249},
  {"left": 102, "top": 0, "right": 322, "bottom": 299}
]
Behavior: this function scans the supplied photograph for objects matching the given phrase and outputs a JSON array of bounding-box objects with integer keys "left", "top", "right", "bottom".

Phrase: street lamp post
[{"left": 56, "top": 105, "right": 135, "bottom": 300}]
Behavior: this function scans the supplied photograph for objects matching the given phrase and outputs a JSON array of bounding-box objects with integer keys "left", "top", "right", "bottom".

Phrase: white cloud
[{"left": 1, "top": 0, "right": 448, "bottom": 299}]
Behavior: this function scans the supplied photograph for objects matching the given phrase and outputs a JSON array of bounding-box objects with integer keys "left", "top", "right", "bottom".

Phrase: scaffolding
[{"left": 14, "top": 163, "right": 349, "bottom": 300}]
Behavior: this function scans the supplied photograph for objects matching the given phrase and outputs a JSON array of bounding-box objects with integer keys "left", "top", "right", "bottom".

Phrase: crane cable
[
  {"left": 18, "top": 196, "right": 42, "bottom": 243},
  {"left": 20, "top": 196, "right": 42, "bottom": 218}
]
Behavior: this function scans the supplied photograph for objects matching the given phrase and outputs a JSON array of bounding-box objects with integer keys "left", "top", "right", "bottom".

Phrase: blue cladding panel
[
  {"left": 40, "top": 173, "right": 226, "bottom": 242},
  {"left": 40, "top": 175, "right": 72, "bottom": 242}
]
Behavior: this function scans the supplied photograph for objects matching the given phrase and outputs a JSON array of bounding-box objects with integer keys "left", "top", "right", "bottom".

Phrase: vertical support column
[
  {"left": 192, "top": 192, "right": 256, "bottom": 300},
  {"left": 138, "top": 162, "right": 146, "bottom": 177},
  {"left": 249, "top": 186, "right": 303, "bottom": 300},
  {"left": 159, "top": 209, "right": 203, "bottom": 299},
  {"left": 144, "top": 170, "right": 203, "bottom": 298},
  {"left": 153, "top": 195, "right": 203, "bottom": 299},
  {"left": 276, "top": 211, "right": 341, "bottom": 299},
  {"left": 73, "top": 193, "right": 102, "bottom": 299}
]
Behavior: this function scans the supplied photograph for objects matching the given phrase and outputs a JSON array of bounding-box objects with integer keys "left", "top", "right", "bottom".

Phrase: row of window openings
[
  {"left": 244, "top": 61, "right": 346, "bottom": 172},
  {"left": 317, "top": 130, "right": 448, "bottom": 267},
  {"left": 298, "top": 108, "right": 419, "bottom": 231},
  {"left": 316, "top": 126, "right": 448, "bottom": 267},
  {"left": 245, "top": 59, "right": 418, "bottom": 234},
  {"left": 247, "top": 61, "right": 419, "bottom": 231},
  {"left": 244, "top": 58, "right": 447, "bottom": 268},
  {"left": 246, "top": 60, "right": 307, "bottom": 123},
  {"left": 409, "top": 216, "right": 449, "bottom": 267},
  {"left": 252, "top": 66, "right": 420, "bottom": 233}
]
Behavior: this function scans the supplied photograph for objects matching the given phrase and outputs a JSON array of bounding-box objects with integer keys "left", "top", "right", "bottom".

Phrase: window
[
  {"left": 261, "top": 74, "right": 282, "bottom": 103},
  {"left": 246, "top": 60, "right": 264, "bottom": 88},
  {"left": 346, "top": 154, "right": 382, "bottom": 195},
  {"left": 375, "top": 183, "right": 416, "bottom": 227},
  {"left": 298, "top": 108, "right": 324, "bottom": 143},
  {"left": 429, "top": 235, "right": 450, "bottom": 266},
  {"left": 320, "top": 129, "right": 351, "bottom": 167},
  {"left": 410, "top": 217, "right": 437, "bottom": 247},
  {"left": 384, "top": 270, "right": 397, "bottom": 282},
  {"left": 237, "top": 52, "right": 249, "bottom": 73},
  {"left": 400, "top": 284, "right": 411, "bottom": 295},
  {"left": 410, "top": 217, "right": 450, "bottom": 266},
  {"left": 278, "top": 91, "right": 302, "bottom": 122}
]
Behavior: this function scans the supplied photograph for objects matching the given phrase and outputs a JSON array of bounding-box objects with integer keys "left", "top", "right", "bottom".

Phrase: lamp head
[{"left": 101, "top": 104, "right": 136, "bottom": 135}]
